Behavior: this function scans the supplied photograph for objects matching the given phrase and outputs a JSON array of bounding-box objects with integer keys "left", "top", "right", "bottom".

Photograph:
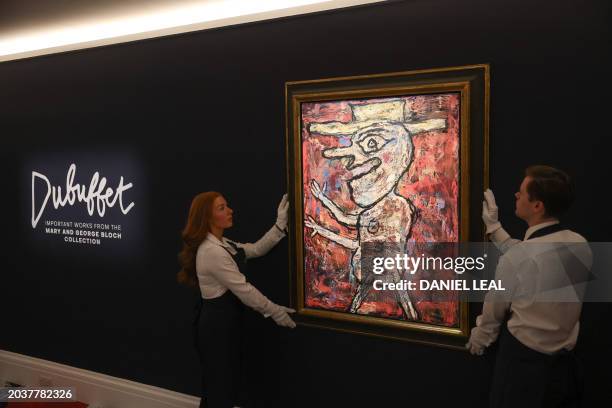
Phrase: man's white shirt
[{"left": 470, "top": 221, "right": 593, "bottom": 354}]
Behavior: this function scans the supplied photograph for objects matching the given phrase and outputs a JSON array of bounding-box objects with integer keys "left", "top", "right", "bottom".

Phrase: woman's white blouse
[{"left": 196, "top": 225, "right": 285, "bottom": 316}]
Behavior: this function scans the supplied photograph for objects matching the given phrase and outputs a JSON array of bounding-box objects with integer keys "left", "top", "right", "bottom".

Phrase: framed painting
[{"left": 285, "top": 65, "right": 489, "bottom": 348}]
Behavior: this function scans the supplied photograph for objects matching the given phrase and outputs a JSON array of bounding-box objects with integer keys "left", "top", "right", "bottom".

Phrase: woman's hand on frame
[
  {"left": 276, "top": 194, "right": 289, "bottom": 231},
  {"left": 270, "top": 304, "right": 296, "bottom": 328}
]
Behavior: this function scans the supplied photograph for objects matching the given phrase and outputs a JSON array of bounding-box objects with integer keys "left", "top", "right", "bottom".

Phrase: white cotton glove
[
  {"left": 465, "top": 340, "right": 485, "bottom": 356},
  {"left": 482, "top": 189, "right": 502, "bottom": 234},
  {"left": 276, "top": 193, "right": 289, "bottom": 231},
  {"left": 270, "top": 304, "right": 296, "bottom": 328}
]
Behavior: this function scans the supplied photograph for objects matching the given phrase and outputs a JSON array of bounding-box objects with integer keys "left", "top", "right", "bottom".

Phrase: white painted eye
[{"left": 358, "top": 135, "right": 389, "bottom": 154}]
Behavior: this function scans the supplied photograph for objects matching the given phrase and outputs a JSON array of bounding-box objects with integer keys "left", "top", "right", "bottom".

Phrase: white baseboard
[{"left": 0, "top": 349, "right": 200, "bottom": 408}]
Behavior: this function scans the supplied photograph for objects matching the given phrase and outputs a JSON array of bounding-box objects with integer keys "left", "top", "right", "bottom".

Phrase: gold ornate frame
[{"left": 285, "top": 64, "right": 490, "bottom": 349}]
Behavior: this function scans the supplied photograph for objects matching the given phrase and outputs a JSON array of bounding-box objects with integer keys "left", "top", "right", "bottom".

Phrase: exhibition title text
[{"left": 31, "top": 163, "right": 135, "bottom": 228}]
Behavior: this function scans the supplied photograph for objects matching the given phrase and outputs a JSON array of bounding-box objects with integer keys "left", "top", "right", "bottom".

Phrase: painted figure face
[
  {"left": 211, "top": 196, "right": 233, "bottom": 230},
  {"left": 322, "top": 122, "right": 413, "bottom": 207}
]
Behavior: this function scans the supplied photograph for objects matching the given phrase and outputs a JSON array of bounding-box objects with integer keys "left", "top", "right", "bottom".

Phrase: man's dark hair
[{"left": 525, "top": 165, "right": 574, "bottom": 218}]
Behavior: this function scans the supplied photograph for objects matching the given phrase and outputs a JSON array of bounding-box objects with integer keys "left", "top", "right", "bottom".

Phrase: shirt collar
[
  {"left": 205, "top": 233, "right": 233, "bottom": 249},
  {"left": 524, "top": 220, "right": 560, "bottom": 240}
]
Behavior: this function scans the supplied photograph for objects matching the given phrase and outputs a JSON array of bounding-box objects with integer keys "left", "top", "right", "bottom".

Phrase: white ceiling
[{"left": 0, "top": 0, "right": 384, "bottom": 62}]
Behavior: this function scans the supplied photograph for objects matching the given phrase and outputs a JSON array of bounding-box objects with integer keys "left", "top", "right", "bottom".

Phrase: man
[{"left": 467, "top": 165, "right": 593, "bottom": 408}]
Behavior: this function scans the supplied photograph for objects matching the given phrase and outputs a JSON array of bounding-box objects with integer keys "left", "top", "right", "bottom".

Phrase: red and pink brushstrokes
[{"left": 301, "top": 94, "right": 461, "bottom": 327}]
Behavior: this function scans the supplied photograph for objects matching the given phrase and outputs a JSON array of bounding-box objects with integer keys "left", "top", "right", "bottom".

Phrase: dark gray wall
[{"left": 1, "top": 0, "right": 610, "bottom": 406}]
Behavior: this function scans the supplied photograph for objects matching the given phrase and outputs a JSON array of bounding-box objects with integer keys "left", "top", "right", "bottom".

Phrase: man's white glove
[
  {"left": 482, "top": 189, "right": 501, "bottom": 234},
  {"left": 465, "top": 340, "right": 485, "bottom": 356},
  {"left": 276, "top": 194, "right": 289, "bottom": 231},
  {"left": 270, "top": 304, "right": 296, "bottom": 328}
]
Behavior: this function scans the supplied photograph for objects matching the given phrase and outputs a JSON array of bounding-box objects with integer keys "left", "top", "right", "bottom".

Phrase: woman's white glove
[
  {"left": 482, "top": 189, "right": 501, "bottom": 234},
  {"left": 275, "top": 194, "right": 289, "bottom": 231},
  {"left": 270, "top": 304, "right": 296, "bottom": 328}
]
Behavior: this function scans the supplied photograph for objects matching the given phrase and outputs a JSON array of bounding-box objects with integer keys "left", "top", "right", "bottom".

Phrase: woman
[{"left": 178, "top": 191, "right": 295, "bottom": 408}]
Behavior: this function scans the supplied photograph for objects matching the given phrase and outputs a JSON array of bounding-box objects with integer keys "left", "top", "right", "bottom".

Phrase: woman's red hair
[{"left": 177, "top": 191, "right": 222, "bottom": 287}]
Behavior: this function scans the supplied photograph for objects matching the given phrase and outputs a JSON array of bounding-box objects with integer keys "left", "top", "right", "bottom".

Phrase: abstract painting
[
  {"left": 286, "top": 65, "right": 490, "bottom": 347},
  {"left": 302, "top": 95, "right": 460, "bottom": 326}
]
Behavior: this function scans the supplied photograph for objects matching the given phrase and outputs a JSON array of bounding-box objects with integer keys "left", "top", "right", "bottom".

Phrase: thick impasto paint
[{"left": 302, "top": 94, "right": 460, "bottom": 327}]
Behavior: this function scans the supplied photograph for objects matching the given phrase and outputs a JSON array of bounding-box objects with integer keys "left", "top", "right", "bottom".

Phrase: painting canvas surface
[{"left": 301, "top": 94, "right": 461, "bottom": 327}]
